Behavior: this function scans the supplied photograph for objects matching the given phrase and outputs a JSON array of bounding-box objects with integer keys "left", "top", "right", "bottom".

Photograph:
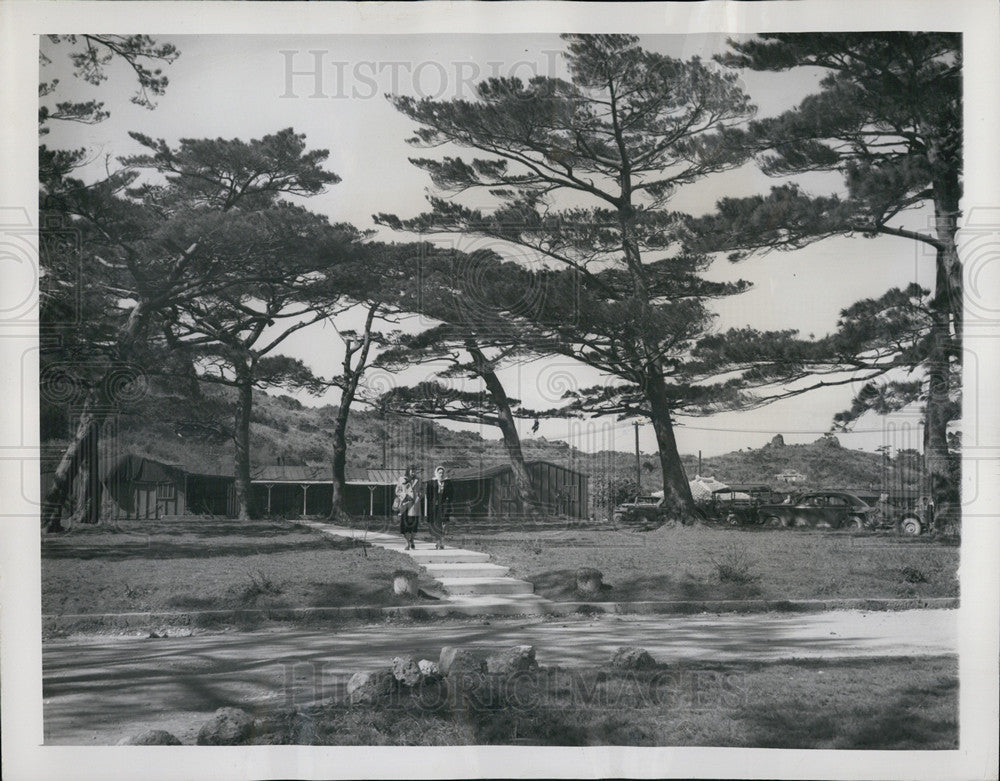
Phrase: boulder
[
  {"left": 767, "top": 434, "right": 785, "bottom": 448},
  {"left": 418, "top": 659, "right": 442, "bottom": 681},
  {"left": 196, "top": 707, "right": 254, "bottom": 746},
  {"left": 576, "top": 568, "right": 604, "bottom": 597},
  {"left": 486, "top": 645, "right": 538, "bottom": 675},
  {"left": 117, "top": 729, "right": 182, "bottom": 746},
  {"left": 392, "top": 570, "right": 419, "bottom": 597},
  {"left": 391, "top": 656, "right": 423, "bottom": 687},
  {"left": 610, "top": 646, "right": 657, "bottom": 670},
  {"left": 439, "top": 646, "right": 486, "bottom": 677},
  {"left": 347, "top": 669, "right": 396, "bottom": 704}
]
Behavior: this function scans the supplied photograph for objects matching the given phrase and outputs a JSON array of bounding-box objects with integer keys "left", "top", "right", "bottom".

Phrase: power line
[{"left": 550, "top": 419, "right": 921, "bottom": 438}]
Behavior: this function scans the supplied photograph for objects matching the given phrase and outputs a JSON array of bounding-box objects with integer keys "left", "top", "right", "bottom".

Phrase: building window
[{"left": 156, "top": 482, "right": 176, "bottom": 501}]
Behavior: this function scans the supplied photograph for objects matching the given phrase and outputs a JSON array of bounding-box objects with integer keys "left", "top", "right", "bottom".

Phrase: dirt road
[{"left": 43, "top": 608, "right": 956, "bottom": 745}]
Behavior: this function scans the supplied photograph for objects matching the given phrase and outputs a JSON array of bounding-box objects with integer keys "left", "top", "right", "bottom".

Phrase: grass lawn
[
  {"left": 251, "top": 655, "right": 957, "bottom": 748},
  {"left": 41, "top": 516, "right": 433, "bottom": 620},
  {"left": 459, "top": 525, "right": 959, "bottom": 602}
]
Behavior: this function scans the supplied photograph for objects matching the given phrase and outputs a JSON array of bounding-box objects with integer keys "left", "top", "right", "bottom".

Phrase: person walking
[
  {"left": 395, "top": 467, "right": 421, "bottom": 550},
  {"left": 428, "top": 465, "right": 454, "bottom": 550}
]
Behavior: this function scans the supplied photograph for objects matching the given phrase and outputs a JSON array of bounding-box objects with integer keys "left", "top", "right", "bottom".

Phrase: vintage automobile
[
  {"left": 756, "top": 490, "right": 876, "bottom": 530},
  {"left": 698, "top": 484, "right": 782, "bottom": 526},
  {"left": 870, "top": 498, "right": 934, "bottom": 536},
  {"left": 612, "top": 495, "right": 674, "bottom": 530}
]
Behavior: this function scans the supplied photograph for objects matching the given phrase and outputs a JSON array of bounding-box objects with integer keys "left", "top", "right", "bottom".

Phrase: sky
[{"left": 40, "top": 33, "right": 938, "bottom": 459}]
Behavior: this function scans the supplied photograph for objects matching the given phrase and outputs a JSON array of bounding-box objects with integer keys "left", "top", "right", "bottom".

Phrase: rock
[
  {"left": 196, "top": 707, "right": 254, "bottom": 745},
  {"left": 392, "top": 570, "right": 419, "bottom": 597},
  {"left": 347, "top": 669, "right": 396, "bottom": 703},
  {"left": 486, "top": 645, "right": 538, "bottom": 675},
  {"left": 768, "top": 434, "right": 785, "bottom": 448},
  {"left": 418, "top": 659, "right": 442, "bottom": 681},
  {"left": 610, "top": 646, "right": 657, "bottom": 670},
  {"left": 576, "top": 567, "right": 604, "bottom": 597},
  {"left": 117, "top": 729, "right": 182, "bottom": 746},
  {"left": 391, "top": 656, "right": 423, "bottom": 687},
  {"left": 439, "top": 646, "right": 486, "bottom": 676}
]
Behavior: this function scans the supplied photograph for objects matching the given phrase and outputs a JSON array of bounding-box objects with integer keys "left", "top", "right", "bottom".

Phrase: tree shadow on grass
[
  {"left": 738, "top": 672, "right": 957, "bottom": 750},
  {"left": 527, "top": 569, "right": 763, "bottom": 602},
  {"left": 42, "top": 535, "right": 362, "bottom": 562}
]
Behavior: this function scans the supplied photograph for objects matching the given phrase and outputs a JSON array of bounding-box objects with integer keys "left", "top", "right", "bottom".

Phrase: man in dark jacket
[{"left": 427, "top": 465, "right": 453, "bottom": 549}]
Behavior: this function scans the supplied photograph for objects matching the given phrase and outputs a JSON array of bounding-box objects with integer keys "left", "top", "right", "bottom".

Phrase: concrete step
[
  {"left": 408, "top": 549, "right": 492, "bottom": 565},
  {"left": 438, "top": 577, "right": 534, "bottom": 596},
  {"left": 423, "top": 562, "right": 511, "bottom": 579}
]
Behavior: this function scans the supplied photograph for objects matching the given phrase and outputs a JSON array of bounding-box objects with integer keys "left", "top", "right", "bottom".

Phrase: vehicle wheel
[
  {"left": 764, "top": 515, "right": 787, "bottom": 528},
  {"left": 847, "top": 516, "right": 865, "bottom": 531},
  {"left": 661, "top": 515, "right": 678, "bottom": 529},
  {"left": 900, "top": 516, "right": 922, "bottom": 536},
  {"left": 727, "top": 513, "right": 739, "bottom": 526}
]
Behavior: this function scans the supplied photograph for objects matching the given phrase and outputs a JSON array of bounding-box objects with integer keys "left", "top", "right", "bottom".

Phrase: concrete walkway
[
  {"left": 297, "top": 520, "right": 554, "bottom": 613},
  {"left": 42, "top": 609, "right": 956, "bottom": 745}
]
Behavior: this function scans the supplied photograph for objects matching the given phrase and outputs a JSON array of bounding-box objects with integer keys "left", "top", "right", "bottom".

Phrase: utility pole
[{"left": 634, "top": 421, "right": 641, "bottom": 491}]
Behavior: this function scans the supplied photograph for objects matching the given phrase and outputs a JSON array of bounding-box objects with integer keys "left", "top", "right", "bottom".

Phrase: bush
[
  {"left": 234, "top": 567, "right": 283, "bottom": 603},
  {"left": 711, "top": 544, "right": 760, "bottom": 585},
  {"left": 899, "top": 565, "right": 928, "bottom": 584}
]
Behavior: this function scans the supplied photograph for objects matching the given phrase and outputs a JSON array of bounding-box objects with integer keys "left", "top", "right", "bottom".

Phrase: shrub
[
  {"left": 235, "top": 567, "right": 283, "bottom": 603},
  {"left": 711, "top": 544, "right": 760, "bottom": 585},
  {"left": 899, "top": 565, "right": 928, "bottom": 584}
]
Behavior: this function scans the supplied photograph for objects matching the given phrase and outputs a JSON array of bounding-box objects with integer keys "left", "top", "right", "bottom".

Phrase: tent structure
[{"left": 652, "top": 475, "right": 731, "bottom": 503}]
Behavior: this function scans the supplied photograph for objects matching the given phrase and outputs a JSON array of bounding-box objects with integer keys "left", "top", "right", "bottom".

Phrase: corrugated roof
[
  {"left": 251, "top": 466, "right": 407, "bottom": 485},
  {"left": 445, "top": 460, "right": 589, "bottom": 482},
  {"left": 250, "top": 464, "right": 330, "bottom": 483},
  {"left": 365, "top": 468, "right": 408, "bottom": 485}
]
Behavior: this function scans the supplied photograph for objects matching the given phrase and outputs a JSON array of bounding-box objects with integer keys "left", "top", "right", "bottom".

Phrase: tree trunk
[
  {"left": 233, "top": 373, "right": 254, "bottom": 520},
  {"left": 644, "top": 366, "right": 696, "bottom": 520},
  {"left": 328, "top": 401, "right": 351, "bottom": 521},
  {"left": 69, "top": 419, "right": 103, "bottom": 525},
  {"left": 925, "top": 160, "right": 961, "bottom": 519},
  {"left": 924, "top": 310, "right": 956, "bottom": 527},
  {"left": 41, "top": 302, "right": 151, "bottom": 531},
  {"left": 927, "top": 142, "right": 963, "bottom": 337},
  {"left": 467, "top": 342, "right": 540, "bottom": 514},
  {"left": 41, "top": 394, "right": 106, "bottom": 532},
  {"left": 493, "top": 399, "right": 540, "bottom": 516},
  {"left": 616, "top": 194, "right": 695, "bottom": 519}
]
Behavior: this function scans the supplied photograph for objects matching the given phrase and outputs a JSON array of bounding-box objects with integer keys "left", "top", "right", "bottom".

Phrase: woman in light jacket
[{"left": 395, "top": 467, "right": 421, "bottom": 550}]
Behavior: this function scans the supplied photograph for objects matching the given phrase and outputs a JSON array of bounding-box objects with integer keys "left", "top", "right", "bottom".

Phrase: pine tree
[
  {"left": 378, "top": 34, "right": 756, "bottom": 518},
  {"left": 688, "top": 33, "right": 962, "bottom": 515}
]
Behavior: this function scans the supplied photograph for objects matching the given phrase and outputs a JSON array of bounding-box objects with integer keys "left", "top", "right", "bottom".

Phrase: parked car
[
  {"left": 612, "top": 495, "right": 674, "bottom": 530},
  {"left": 698, "top": 484, "right": 782, "bottom": 526},
  {"left": 870, "top": 496, "right": 933, "bottom": 536},
  {"left": 757, "top": 490, "right": 876, "bottom": 530}
]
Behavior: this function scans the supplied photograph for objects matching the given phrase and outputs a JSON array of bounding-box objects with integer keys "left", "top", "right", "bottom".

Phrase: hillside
[
  {"left": 42, "top": 382, "right": 910, "bottom": 493},
  {"left": 682, "top": 436, "right": 899, "bottom": 493}
]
